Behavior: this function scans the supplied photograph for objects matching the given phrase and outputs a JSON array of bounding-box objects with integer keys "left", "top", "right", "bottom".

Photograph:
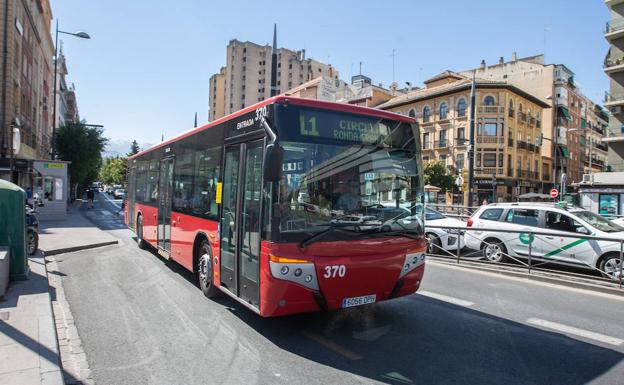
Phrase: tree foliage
[
  {"left": 127, "top": 140, "right": 140, "bottom": 157},
  {"left": 54, "top": 121, "right": 108, "bottom": 190},
  {"left": 424, "top": 161, "right": 455, "bottom": 193},
  {"left": 99, "top": 157, "right": 127, "bottom": 185}
]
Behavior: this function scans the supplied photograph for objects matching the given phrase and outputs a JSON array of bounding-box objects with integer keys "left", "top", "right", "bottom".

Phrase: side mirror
[
  {"left": 263, "top": 143, "right": 283, "bottom": 182},
  {"left": 576, "top": 226, "right": 589, "bottom": 235}
]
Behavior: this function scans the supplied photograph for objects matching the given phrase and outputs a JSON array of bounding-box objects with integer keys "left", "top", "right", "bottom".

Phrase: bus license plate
[{"left": 342, "top": 295, "right": 376, "bottom": 308}]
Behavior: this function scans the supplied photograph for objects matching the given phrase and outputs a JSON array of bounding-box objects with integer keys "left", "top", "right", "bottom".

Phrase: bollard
[
  {"left": 528, "top": 231, "right": 532, "bottom": 275},
  {"left": 620, "top": 240, "right": 623, "bottom": 289},
  {"left": 456, "top": 227, "right": 461, "bottom": 264}
]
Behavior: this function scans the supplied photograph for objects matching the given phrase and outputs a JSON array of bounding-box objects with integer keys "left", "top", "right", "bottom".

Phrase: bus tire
[
  {"left": 481, "top": 238, "right": 508, "bottom": 263},
  {"left": 137, "top": 215, "right": 147, "bottom": 249},
  {"left": 198, "top": 240, "right": 219, "bottom": 298}
]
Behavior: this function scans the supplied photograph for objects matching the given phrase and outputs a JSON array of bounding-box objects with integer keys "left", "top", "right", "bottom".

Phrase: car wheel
[
  {"left": 600, "top": 254, "right": 623, "bottom": 280},
  {"left": 198, "top": 240, "right": 219, "bottom": 298},
  {"left": 137, "top": 215, "right": 147, "bottom": 249},
  {"left": 26, "top": 230, "right": 38, "bottom": 255},
  {"left": 426, "top": 233, "right": 442, "bottom": 254},
  {"left": 482, "top": 238, "right": 508, "bottom": 263}
]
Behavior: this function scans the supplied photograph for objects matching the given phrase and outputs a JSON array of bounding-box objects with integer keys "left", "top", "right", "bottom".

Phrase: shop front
[{"left": 32, "top": 160, "right": 70, "bottom": 220}]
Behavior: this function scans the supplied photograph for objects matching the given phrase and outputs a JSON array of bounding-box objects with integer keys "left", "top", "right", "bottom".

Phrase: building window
[
  {"left": 439, "top": 102, "right": 448, "bottom": 120},
  {"left": 408, "top": 109, "right": 416, "bottom": 118},
  {"left": 484, "top": 153, "right": 497, "bottom": 167},
  {"left": 477, "top": 153, "right": 481, "bottom": 167},
  {"left": 456, "top": 154, "right": 465, "bottom": 170},
  {"left": 457, "top": 98, "right": 466, "bottom": 117},
  {"left": 423, "top": 133, "right": 430, "bottom": 148},
  {"left": 484, "top": 95, "right": 495, "bottom": 106},
  {"left": 423, "top": 106, "right": 431, "bottom": 122}
]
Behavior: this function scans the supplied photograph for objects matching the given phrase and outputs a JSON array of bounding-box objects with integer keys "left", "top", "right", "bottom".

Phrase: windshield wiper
[{"left": 299, "top": 224, "right": 354, "bottom": 249}]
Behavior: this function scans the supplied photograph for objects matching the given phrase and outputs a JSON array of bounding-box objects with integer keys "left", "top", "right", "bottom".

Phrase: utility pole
[
  {"left": 390, "top": 49, "right": 397, "bottom": 83},
  {"left": 467, "top": 72, "right": 476, "bottom": 207},
  {"left": 270, "top": 24, "right": 278, "bottom": 97}
]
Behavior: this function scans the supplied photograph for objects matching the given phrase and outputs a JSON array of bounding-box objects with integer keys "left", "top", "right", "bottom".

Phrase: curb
[
  {"left": 427, "top": 256, "right": 624, "bottom": 297},
  {"left": 43, "top": 241, "right": 119, "bottom": 256}
]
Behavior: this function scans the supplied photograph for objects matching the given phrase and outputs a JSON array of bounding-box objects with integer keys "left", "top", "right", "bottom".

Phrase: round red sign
[{"left": 550, "top": 188, "right": 559, "bottom": 198}]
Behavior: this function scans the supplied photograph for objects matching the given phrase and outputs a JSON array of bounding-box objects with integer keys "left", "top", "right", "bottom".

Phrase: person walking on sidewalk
[{"left": 87, "top": 188, "right": 95, "bottom": 209}]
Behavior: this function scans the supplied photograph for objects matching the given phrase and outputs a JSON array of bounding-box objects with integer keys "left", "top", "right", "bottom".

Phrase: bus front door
[
  {"left": 220, "top": 139, "right": 263, "bottom": 307},
  {"left": 157, "top": 157, "right": 174, "bottom": 254}
]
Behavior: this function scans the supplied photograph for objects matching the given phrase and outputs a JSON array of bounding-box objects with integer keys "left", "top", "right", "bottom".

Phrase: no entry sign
[{"left": 550, "top": 188, "right": 559, "bottom": 198}]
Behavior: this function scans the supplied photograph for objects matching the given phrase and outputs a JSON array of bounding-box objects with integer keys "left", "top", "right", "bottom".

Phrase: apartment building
[
  {"left": 603, "top": 0, "right": 624, "bottom": 171},
  {"left": 459, "top": 54, "right": 607, "bottom": 188},
  {"left": 585, "top": 104, "right": 610, "bottom": 175},
  {"left": 379, "top": 71, "right": 550, "bottom": 204},
  {"left": 284, "top": 74, "right": 399, "bottom": 107},
  {"left": 0, "top": 0, "right": 55, "bottom": 184},
  {"left": 208, "top": 39, "right": 338, "bottom": 121}
]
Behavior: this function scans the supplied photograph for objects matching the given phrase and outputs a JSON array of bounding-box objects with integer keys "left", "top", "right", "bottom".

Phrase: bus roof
[{"left": 128, "top": 96, "right": 416, "bottom": 160}]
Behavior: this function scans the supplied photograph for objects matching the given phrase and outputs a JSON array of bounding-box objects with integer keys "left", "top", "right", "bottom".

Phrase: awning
[
  {"left": 558, "top": 106, "right": 571, "bottom": 120},
  {"left": 558, "top": 145, "right": 570, "bottom": 159},
  {"left": 581, "top": 118, "right": 587, "bottom": 129}
]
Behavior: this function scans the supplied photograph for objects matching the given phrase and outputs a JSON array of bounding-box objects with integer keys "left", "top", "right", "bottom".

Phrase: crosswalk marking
[
  {"left": 527, "top": 318, "right": 623, "bottom": 346},
  {"left": 417, "top": 291, "right": 474, "bottom": 307}
]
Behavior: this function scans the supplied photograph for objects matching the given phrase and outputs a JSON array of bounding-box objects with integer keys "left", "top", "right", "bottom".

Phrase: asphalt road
[{"left": 53, "top": 192, "right": 624, "bottom": 385}]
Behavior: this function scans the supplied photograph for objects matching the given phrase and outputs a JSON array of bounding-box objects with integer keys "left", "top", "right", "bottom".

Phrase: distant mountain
[{"left": 103, "top": 139, "right": 154, "bottom": 158}]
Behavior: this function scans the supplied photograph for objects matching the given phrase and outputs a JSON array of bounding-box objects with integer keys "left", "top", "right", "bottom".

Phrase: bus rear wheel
[{"left": 198, "top": 240, "right": 219, "bottom": 298}]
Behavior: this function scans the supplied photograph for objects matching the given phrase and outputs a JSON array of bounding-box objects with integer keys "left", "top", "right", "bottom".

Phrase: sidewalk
[
  {"left": 39, "top": 202, "right": 118, "bottom": 255},
  {"left": 0, "top": 255, "right": 64, "bottom": 385},
  {"left": 1, "top": 201, "right": 120, "bottom": 384}
]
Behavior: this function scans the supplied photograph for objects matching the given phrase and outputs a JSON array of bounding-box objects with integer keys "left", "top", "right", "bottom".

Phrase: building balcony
[
  {"left": 605, "top": 19, "right": 624, "bottom": 40},
  {"left": 478, "top": 105, "right": 505, "bottom": 114},
  {"left": 435, "top": 139, "right": 449, "bottom": 149},
  {"left": 517, "top": 140, "right": 528, "bottom": 150},
  {"left": 475, "top": 167, "right": 504, "bottom": 177},
  {"left": 508, "top": 108, "right": 515, "bottom": 118},
  {"left": 604, "top": 91, "right": 624, "bottom": 107},
  {"left": 518, "top": 111, "right": 527, "bottom": 123},
  {"left": 604, "top": 57, "right": 624, "bottom": 74},
  {"left": 422, "top": 141, "right": 433, "bottom": 151},
  {"left": 516, "top": 169, "right": 539, "bottom": 180},
  {"left": 606, "top": 0, "right": 624, "bottom": 8},
  {"left": 455, "top": 138, "right": 468, "bottom": 146},
  {"left": 508, "top": 138, "right": 514, "bottom": 147},
  {"left": 476, "top": 136, "right": 504, "bottom": 145},
  {"left": 594, "top": 142, "right": 609, "bottom": 152}
]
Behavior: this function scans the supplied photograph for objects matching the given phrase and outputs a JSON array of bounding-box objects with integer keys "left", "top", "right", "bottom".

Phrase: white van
[{"left": 465, "top": 202, "right": 624, "bottom": 278}]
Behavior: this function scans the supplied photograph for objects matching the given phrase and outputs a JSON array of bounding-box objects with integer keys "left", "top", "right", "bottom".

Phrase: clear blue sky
[{"left": 54, "top": 0, "right": 609, "bottom": 144}]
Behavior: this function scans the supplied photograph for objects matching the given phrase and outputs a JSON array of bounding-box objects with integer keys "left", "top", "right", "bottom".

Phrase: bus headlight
[{"left": 269, "top": 255, "right": 319, "bottom": 291}]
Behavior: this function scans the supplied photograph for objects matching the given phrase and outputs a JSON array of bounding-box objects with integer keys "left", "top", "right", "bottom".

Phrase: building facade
[
  {"left": 283, "top": 74, "right": 399, "bottom": 107},
  {"left": 603, "top": 0, "right": 624, "bottom": 171},
  {"left": 208, "top": 39, "right": 337, "bottom": 121},
  {"left": 585, "top": 104, "right": 610, "bottom": 175},
  {"left": 379, "top": 71, "right": 550, "bottom": 204},
  {"left": 0, "top": 0, "right": 55, "bottom": 184},
  {"left": 459, "top": 54, "right": 607, "bottom": 189}
]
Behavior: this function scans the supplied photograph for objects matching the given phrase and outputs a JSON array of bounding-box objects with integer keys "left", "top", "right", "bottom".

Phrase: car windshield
[
  {"left": 425, "top": 208, "right": 446, "bottom": 221},
  {"left": 273, "top": 112, "right": 424, "bottom": 243},
  {"left": 574, "top": 210, "right": 624, "bottom": 233}
]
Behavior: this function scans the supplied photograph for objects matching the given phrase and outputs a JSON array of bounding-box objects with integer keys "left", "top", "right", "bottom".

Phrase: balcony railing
[
  {"left": 422, "top": 141, "right": 432, "bottom": 150},
  {"left": 592, "top": 124, "right": 606, "bottom": 135},
  {"left": 478, "top": 105, "right": 505, "bottom": 114},
  {"left": 436, "top": 139, "right": 449, "bottom": 148},
  {"left": 518, "top": 111, "right": 527, "bottom": 123},
  {"left": 455, "top": 138, "right": 468, "bottom": 146},
  {"left": 605, "top": 19, "right": 624, "bottom": 34},
  {"left": 594, "top": 142, "right": 609, "bottom": 152},
  {"left": 508, "top": 138, "right": 514, "bottom": 147},
  {"left": 604, "top": 91, "right": 624, "bottom": 105},
  {"left": 516, "top": 169, "right": 539, "bottom": 180},
  {"left": 517, "top": 140, "right": 527, "bottom": 150},
  {"left": 475, "top": 167, "right": 503, "bottom": 176},
  {"left": 477, "top": 136, "right": 504, "bottom": 144},
  {"left": 508, "top": 108, "right": 515, "bottom": 118},
  {"left": 604, "top": 56, "right": 624, "bottom": 71}
]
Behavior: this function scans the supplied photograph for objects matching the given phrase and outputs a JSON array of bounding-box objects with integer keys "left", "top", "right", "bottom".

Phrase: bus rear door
[
  {"left": 220, "top": 139, "right": 264, "bottom": 307},
  {"left": 158, "top": 157, "right": 174, "bottom": 255}
]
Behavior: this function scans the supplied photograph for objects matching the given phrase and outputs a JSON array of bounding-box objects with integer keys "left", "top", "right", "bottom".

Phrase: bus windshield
[{"left": 273, "top": 106, "right": 423, "bottom": 243}]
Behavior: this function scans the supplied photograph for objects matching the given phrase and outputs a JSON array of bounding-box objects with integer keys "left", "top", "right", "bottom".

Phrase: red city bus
[{"left": 125, "top": 96, "right": 426, "bottom": 317}]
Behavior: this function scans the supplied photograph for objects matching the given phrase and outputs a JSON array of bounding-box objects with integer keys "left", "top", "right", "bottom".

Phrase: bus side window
[{"left": 193, "top": 147, "right": 221, "bottom": 217}]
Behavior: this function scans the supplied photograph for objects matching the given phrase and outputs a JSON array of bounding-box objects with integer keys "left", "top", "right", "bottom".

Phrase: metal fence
[{"left": 425, "top": 224, "right": 624, "bottom": 288}]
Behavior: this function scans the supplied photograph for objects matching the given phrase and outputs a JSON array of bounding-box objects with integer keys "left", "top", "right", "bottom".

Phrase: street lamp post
[{"left": 51, "top": 20, "right": 90, "bottom": 158}]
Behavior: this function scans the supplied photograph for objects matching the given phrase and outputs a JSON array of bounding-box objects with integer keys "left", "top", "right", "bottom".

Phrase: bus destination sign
[{"left": 298, "top": 109, "right": 384, "bottom": 144}]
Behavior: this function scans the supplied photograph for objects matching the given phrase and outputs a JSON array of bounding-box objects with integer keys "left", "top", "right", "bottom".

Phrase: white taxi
[{"left": 465, "top": 202, "right": 624, "bottom": 279}]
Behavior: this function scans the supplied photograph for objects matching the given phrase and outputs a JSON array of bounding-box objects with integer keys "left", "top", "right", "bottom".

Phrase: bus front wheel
[{"left": 198, "top": 240, "right": 219, "bottom": 298}]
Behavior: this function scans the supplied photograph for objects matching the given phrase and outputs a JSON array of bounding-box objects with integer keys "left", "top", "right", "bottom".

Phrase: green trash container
[{"left": 0, "top": 180, "right": 29, "bottom": 280}]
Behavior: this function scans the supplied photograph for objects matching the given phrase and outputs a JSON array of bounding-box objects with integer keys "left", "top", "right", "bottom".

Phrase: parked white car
[{"left": 465, "top": 202, "right": 624, "bottom": 278}]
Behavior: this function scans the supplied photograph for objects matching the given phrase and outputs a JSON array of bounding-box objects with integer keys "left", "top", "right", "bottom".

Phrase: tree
[
  {"left": 99, "top": 157, "right": 127, "bottom": 185},
  {"left": 127, "top": 140, "right": 140, "bottom": 157},
  {"left": 424, "top": 161, "right": 454, "bottom": 193},
  {"left": 54, "top": 121, "right": 108, "bottom": 195}
]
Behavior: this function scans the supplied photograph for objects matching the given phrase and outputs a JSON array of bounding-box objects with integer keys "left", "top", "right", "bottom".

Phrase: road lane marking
[
  {"left": 303, "top": 331, "right": 362, "bottom": 360},
  {"left": 526, "top": 318, "right": 623, "bottom": 346},
  {"left": 428, "top": 260, "right": 624, "bottom": 302},
  {"left": 417, "top": 290, "right": 474, "bottom": 307}
]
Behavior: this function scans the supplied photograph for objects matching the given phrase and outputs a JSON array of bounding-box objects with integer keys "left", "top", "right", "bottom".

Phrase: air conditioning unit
[
  {"left": 610, "top": 106, "right": 621, "bottom": 115},
  {"left": 581, "top": 174, "right": 593, "bottom": 184}
]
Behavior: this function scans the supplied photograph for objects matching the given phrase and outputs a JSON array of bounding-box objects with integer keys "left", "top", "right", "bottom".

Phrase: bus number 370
[{"left": 324, "top": 265, "right": 346, "bottom": 278}]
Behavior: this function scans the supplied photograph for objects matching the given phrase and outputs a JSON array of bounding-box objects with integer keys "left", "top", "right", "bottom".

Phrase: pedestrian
[{"left": 87, "top": 188, "right": 95, "bottom": 209}]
